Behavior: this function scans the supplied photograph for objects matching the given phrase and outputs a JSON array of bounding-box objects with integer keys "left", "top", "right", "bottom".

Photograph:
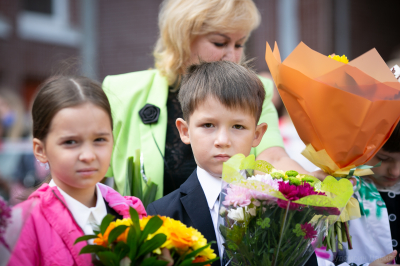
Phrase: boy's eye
[
  {"left": 233, "top": 125, "right": 244, "bottom": 130},
  {"left": 203, "top": 123, "right": 214, "bottom": 128},
  {"left": 63, "top": 140, "right": 77, "bottom": 145},
  {"left": 95, "top": 138, "right": 106, "bottom": 142}
]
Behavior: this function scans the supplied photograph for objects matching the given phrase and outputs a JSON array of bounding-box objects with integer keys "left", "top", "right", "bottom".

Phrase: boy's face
[
  {"left": 176, "top": 97, "right": 267, "bottom": 177},
  {"left": 365, "top": 149, "right": 400, "bottom": 187}
]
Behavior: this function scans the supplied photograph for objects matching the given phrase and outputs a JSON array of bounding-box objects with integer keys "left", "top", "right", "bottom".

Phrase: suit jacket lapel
[{"left": 180, "top": 170, "right": 220, "bottom": 260}]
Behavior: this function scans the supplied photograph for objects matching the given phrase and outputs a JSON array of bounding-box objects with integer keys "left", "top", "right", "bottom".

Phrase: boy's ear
[
  {"left": 176, "top": 118, "right": 190, "bottom": 144},
  {"left": 252, "top": 122, "right": 268, "bottom": 147},
  {"left": 33, "top": 138, "right": 48, "bottom": 163}
]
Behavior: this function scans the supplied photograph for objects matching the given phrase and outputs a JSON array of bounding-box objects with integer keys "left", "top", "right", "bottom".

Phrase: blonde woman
[{"left": 103, "top": 0, "right": 311, "bottom": 199}]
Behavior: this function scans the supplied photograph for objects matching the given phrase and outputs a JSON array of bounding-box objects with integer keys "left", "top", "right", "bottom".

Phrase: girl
[
  {"left": 317, "top": 122, "right": 400, "bottom": 266},
  {"left": 7, "top": 76, "right": 147, "bottom": 266}
]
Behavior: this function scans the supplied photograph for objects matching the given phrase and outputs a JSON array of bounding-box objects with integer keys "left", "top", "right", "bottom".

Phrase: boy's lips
[{"left": 214, "top": 154, "right": 231, "bottom": 161}]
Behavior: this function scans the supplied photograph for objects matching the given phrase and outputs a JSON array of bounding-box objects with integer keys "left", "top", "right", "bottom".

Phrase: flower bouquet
[
  {"left": 265, "top": 42, "right": 400, "bottom": 250},
  {"left": 218, "top": 154, "right": 353, "bottom": 266},
  {"left": 75, "top": 207, "right": 218, "bottom": 266}
]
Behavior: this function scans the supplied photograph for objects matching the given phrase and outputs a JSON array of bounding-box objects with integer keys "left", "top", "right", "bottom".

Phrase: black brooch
[{"left": 139, "top": 104, "right": 160, "bottom": 124}]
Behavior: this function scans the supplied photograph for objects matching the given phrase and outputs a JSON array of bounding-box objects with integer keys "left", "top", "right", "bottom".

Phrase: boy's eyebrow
[{"left": 215, "top": 33, "right": 247, "bottom": 42}]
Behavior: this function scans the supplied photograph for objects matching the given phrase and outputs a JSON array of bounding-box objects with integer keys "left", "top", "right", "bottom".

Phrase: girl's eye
[
  {"left": 233, "top": 125, "right": 244, "bottom": 130},
  {"left": 203, "top": 123, "right": 214, "bottom": 128},
  {"left": 213, "top": 42, "right": 226, "bottom": 47},
  {"left": 377, "top": 156, "right": 390, "bottom": 162},
  {"left": 63, "top": 140, "right": 77, "bottom": 145}
]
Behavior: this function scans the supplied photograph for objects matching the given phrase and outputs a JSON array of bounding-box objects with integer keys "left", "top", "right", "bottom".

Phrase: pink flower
[
  {"left": 222, "top": 185, "right": 252, "bottom": 207},
  {"left": 301, "top": 223, "right": 318, "bottom": 240}
]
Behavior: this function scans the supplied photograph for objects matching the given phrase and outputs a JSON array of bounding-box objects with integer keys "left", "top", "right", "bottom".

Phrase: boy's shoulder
[{"left": 146, "top": 169, "right": 205, "bottom": 220}]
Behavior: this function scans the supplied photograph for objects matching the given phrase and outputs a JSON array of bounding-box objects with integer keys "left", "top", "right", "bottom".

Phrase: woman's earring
[{"left": 36, "top": 159, "right": 49, "bottom": 170}]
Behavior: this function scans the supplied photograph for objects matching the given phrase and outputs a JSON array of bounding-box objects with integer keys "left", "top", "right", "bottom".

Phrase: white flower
[
  {"left": 247, "top": 206, "right": 257, "bottom": 216},
  {"left": 120, "top": 257, "right": 131, "bottom": 266},
  {"left": 227, "top": 207, "right": 245, "bottom": 221},
  {"left": 219, "top": 206, "right": 228, "bottom": 217}
]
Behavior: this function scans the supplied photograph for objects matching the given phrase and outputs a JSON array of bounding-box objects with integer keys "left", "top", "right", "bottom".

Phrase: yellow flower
[{"left": 328, "top": 54, "right": 349, "bottom": 64}]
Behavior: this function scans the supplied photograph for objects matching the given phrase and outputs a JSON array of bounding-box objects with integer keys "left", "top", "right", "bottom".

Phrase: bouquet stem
[
  {"left": 343, "top": 221, "right": 353, "bottom": 250},
  {"left": 273, "top": 202, "right": 291, "bottom": 266}
]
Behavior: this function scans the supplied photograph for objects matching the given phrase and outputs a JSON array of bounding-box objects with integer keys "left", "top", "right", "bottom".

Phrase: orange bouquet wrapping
[{"left": 265, "top": 42, "right": 400, "bottom": 178}]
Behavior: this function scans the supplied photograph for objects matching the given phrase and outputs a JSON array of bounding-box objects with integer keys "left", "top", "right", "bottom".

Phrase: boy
[{"left": 147, "top": 61, "right": 318, "bottom": 266}]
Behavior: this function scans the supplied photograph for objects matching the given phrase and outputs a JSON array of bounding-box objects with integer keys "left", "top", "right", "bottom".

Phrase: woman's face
[{"left": 189, "top": 32, "right": 248, "bottom": 65}]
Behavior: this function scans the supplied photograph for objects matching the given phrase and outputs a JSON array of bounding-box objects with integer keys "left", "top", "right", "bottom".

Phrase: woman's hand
[
  {"left": 158, "top": 248, "right": 174, "bottom": 266},
  {"left": 369, "top": 250, "right": 399, "bottom": 266}
]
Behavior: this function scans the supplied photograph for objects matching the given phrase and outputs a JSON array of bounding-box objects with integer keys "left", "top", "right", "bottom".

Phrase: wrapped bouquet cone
[{"left": 265, "top": 42, "right": 400, "bottom": 250}]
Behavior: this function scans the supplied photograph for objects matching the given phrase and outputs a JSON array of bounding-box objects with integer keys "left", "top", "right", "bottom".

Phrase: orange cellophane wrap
[{"left": 265, "top": 42, "right": 400, "bottom": 176}]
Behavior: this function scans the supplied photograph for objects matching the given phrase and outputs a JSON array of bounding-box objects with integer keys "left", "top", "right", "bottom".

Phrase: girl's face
[
  {"left": 34, "top": 103, "right": 113, "bottom": 193},
  {"left": 189, "top": 31, "right": 248, "bottom": 65},
  {"left": 365, "top": 149, "right": 400, "bottom": 187}
]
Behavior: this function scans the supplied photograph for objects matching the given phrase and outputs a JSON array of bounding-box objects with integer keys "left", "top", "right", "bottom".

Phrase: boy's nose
[{"left": 214, "top": 129, "right": 231, "bottom": 147}]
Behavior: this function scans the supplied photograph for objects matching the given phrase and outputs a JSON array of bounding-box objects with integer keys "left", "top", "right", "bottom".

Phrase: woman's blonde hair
[{"left": 153, "top": 0, "right": 261, "bottom": 86}]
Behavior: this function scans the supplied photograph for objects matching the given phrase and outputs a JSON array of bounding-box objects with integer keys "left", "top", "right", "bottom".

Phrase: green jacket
[{"left": 103, "top": 69, "right": 284, "bottom": 199}]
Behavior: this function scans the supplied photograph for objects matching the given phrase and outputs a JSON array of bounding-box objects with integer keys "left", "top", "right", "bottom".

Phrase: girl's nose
[
  {"left": 389, "top": 162, "right": 400, "bottom": 177},
  {"left": 79, "top": 146, "right": 96, "bottom": 163}
]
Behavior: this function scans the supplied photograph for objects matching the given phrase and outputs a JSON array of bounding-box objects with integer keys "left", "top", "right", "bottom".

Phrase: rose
[{"left": 139, "top": 104, "right": 160, "bottom": 124}]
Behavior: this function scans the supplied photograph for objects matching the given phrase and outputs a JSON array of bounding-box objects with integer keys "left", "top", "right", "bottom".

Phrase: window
[{"left": 17, "top": 0, "right": 80, "bottom": 46}]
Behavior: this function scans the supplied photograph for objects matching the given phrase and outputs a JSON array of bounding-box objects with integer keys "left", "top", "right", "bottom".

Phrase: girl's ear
[
  {"left": 252, "top": 122, "right": 268, "bottom": 147},
  {"left": 176, "top": 118, "right": 190, "bottom": 144},
  {"left": 33, "top": 138, "right": 48, "bottom": 163}
]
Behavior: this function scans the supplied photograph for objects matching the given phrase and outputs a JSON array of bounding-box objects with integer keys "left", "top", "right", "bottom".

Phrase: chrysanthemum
[
  {"left": 301, "top": 223, "right": 318, "bottom": 239},
  {"left": 222, "top": 185, "right": 252, "bottom": 207}
]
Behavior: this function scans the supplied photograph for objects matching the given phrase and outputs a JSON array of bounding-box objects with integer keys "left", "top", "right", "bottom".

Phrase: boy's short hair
[
  {"left": 382, "top": 121, "right": 400, "bottom": 153},
  {"left": 178, "top": 61, "right": 265, "bottom": 122}
]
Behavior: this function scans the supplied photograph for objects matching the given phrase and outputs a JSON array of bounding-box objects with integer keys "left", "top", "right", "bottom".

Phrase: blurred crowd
[{"left": 0, "top": 89, "right": 49, "bottom": 205}]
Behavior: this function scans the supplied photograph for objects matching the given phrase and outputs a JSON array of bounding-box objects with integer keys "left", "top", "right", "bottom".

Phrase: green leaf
[
  {"left": 132, "top": 149, "right": 143, "bottom": 199},
  {"left": 139, "top": 216, "right": 163, "bottom": 244},
  {"left": 97, "top": 251, "right": 119, "bottom": 266},
  {"left": 142, "top": 181, "right": 158, "bottom": 208},
  {"left": 183, "top": 242, "right": 214, "bottom": 260},
  {"left": 178, "top": 257, "right": 219, "bottom": 266},
  {"left": 129, "top": 207, "right": 141, "bottom": 240},
  {"left": 136, "top": 233, "right": 167, "bottom": 258},
  {"left": 141, "top": 257, "right": 169, "bottom": 266},
  {"left": 74, "top": 234, "right": 98, "bottom": 244},
  {"left": 108, "top": 225, "right": 128, "bottom": 244},
  {"left": 127, "top": 225, "right": 138, "bottom": 260},
  {"left": 114, "top": 241, "right": 130, "bottom": 261},
  {"left": 79, "top": 244, "right": 108, "bottom": 255},
  {"left": 124, "top": 157, "right": 134, "bottom": 196},
  {"left": 100, "top": 214, "right": 115, "bottom": 235}
]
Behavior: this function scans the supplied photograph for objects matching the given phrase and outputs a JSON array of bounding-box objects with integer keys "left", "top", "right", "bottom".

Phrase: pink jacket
[{"left": 7, "top": 183, "right": 146, "bottom": 266}]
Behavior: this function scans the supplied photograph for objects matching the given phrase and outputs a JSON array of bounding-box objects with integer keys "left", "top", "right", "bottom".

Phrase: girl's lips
[{"left": 77, "top": 169, "right": 97, "bottom": 176}]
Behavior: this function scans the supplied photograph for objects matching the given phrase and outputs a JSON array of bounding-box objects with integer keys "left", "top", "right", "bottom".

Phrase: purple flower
[
  {"left": 278, "top": 181, "right": 325, "bottom": 201},
  {"left": 222, "top": 185, "right": 252, "bottom": 207},
  {"left": 0, "top": 196, "right": 11, "bottom": 249},
  {"left": 301, "top": 223, "right": 318, "bottom": 240},
  {"left": 314, "top": 206, "right": 341, "bottom": 216}
]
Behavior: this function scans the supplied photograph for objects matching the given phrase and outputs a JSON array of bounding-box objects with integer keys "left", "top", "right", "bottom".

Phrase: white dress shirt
[
  {"left": 197, "top": 166, "right": 224, "bottom": 262},
  {"left": 49, "top": 180, "right": 108, "bottom": 243}
]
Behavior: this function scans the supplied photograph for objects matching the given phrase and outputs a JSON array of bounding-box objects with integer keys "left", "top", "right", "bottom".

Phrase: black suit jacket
[{"left": 147, "top": 169, "right": 318, "bottom": 266}]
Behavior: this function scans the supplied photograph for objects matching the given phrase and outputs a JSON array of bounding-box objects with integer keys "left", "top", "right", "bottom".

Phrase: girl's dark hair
[
  {"left": 33, "top": 76, "right": 113, "bottom": 141},
  {"left": 382, "top": 121, "right": 400, "bottom": 153}
]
